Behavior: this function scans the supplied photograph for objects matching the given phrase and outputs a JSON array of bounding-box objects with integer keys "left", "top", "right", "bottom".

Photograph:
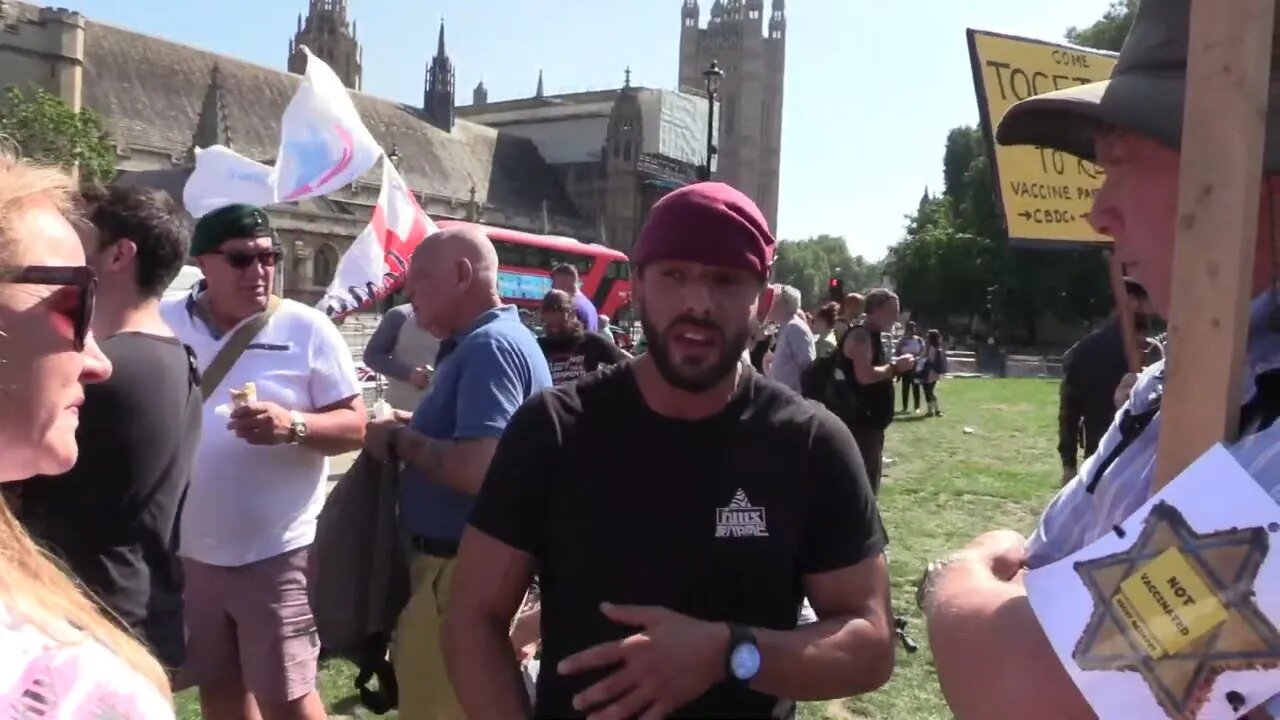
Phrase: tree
[
  {"left": 772, "top": 235, "right": 882, "bottom": 309},
  {"left": 0, "top": 86, "right": 116, "bottom": 184},
  {"left": 1066, "top": 0, "right": 1138, "bottom": 52}
]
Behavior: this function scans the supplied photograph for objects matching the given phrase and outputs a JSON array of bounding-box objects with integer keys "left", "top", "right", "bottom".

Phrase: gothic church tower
[
  {"left": 288, "top": 0, "right": 362, "bottom": 90},
  {"left": 678, "top": 0, "right": 786, "bottom": 228},
  {"left": 423, "top": 20, "right": 456, "bottom": 131}
]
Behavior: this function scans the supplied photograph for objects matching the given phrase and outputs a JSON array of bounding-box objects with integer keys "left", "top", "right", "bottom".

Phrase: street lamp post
[{"left": 699, "top": 60, "right": 724, "bottom": 182}]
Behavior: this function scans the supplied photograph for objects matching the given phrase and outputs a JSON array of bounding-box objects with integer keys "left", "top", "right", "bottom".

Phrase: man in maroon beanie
[{"left": 443, "top": 182, "right": 893, "bottom": 719}]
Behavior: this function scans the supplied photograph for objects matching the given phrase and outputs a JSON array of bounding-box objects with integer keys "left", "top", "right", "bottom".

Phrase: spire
[
  {"left": 624, "top": 67, "right": 632, "bottom": 88},
  {"left": 424, "top": 16, "right": 456, "bottom": 131},
  {"left": 289, "top": 0, "right": 362, "bottom": 88},
  {"left": 189, "top": 63, "right": 232, "bottom": 161},
  {"left": 536, "top": 70, "right": 544, "bottom": 98}
]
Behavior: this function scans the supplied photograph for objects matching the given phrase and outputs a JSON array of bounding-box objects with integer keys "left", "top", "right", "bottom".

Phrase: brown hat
[
  {"left": 632, "top": 182, "right": 775, "bottom": 280},
  {"left": 996, "top": 0, "right": 1280, "bottom": 171}
]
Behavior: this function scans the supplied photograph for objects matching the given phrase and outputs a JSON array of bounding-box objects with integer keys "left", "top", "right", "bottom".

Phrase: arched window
[{"left": 313, "top": 243, "right": 339, "bottom": 287}]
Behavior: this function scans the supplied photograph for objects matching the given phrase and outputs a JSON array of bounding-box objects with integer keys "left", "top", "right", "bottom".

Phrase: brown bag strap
[{"left": 200, "top": 295, "right": 282, "bottom": 402}]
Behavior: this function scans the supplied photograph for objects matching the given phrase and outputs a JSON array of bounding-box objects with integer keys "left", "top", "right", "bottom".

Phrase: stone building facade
[{"left": 0, "top": 0, "right": 590, "bottom": 305}]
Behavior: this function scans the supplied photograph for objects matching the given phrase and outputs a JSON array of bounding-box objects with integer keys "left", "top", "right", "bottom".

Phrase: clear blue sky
[{"left": 55, "top": 0, "right": 1114, "bottom": 261}]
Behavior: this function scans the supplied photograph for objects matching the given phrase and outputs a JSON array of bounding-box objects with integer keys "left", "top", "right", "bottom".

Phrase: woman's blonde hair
[{"left": 0, "top": 149, "right": 171, "bottom": 696}]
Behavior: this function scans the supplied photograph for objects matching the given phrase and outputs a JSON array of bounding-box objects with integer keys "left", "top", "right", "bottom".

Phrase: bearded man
[{"left": 441, "top": 182, "right": 894, "bottom": 719}]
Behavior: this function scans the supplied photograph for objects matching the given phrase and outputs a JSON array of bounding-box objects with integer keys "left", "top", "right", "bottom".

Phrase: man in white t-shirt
[{"left": 161, "top": 204, "right": 365, "bottom": 720}]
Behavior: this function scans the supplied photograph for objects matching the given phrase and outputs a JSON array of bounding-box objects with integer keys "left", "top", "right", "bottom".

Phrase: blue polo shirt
[{"left": 400, "top": 305, "right": 552, "bottom": 542}]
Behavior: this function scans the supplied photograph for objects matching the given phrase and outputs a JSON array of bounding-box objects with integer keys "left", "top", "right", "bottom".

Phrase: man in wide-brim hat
[{"left": 918, "top": 2, "right": 1280, "bottom": 717}]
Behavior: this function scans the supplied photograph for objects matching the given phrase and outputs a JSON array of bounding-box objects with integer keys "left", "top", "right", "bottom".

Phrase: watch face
[{"left": 730, "top": 642, "right": 761, "bottom": 681}]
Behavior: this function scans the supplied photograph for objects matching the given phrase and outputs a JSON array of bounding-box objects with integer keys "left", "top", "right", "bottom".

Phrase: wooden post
[
  {"left": 1152, "top": 0, "right": 1274, "bottom": 494},
  {"left": 1105, "top": 250, "right": 1141, "bottom": 374}
]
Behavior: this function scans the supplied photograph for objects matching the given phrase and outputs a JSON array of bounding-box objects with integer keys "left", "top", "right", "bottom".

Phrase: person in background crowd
[
  {"left": 1056, "top": 277, "right": 1155, "bottom": 486},
  {"left": 842, "top": 292, "right": 865, "bottom": 324},
  {"left": 162, "top": 204, "right": 366, "bottom": 720},
  {"left": 363, "top": 302, "right": 441, "bottom": 412},
  {"left": 363, "top": 226, "right": 551, "bottom": 720},
  {"left": 550, "top": 263, "right": 598, "bottom": 332},
  {"left": 920, "top": 329, "right": 947, "bottom": 417},
  {"left": 597, "top": 313, "right": 616, "bottom": 345},
  {"left": 538, "top": 289, "right": 629, "bottom": 386},
  {"left": 812, "top": 301, "right": 840, "bottom": 358},
  {"left": 18, "top": 185, "right": 200, "bottom": 675},
  {"left": 841, "top": 289, "right": 915, "bottom": 495},
  {"left": 896, "top": 321, "right": 925, "bottom": 414},
  {"left": 919, "top": 3, "right": 1280, "bottom": 716},
  {"left": 764, "top": 284, "right": 816, "bottom": 393},
  {"left": 443, "top": 182, "right": 892, "bottom": 720},
  {"left": 0, "top": 153, "right": 172, "bottom": 716}
]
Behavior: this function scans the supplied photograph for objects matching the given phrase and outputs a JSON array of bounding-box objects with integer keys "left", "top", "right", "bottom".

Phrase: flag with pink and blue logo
[{"left": 183, "top": 47, "right": 382, "bottom": 217}]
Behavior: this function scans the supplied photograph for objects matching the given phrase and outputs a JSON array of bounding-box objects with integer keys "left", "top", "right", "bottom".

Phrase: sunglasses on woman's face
[
  {"left": 6, "top": 265, "right": 97, "bottom": 351},
  {"left": 217, "top": 248, "right": 283, "bottom": 270}
]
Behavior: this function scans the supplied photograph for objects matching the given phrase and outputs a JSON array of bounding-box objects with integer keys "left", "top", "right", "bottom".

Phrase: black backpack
[{"left": 801, "top": 350, "right": 862, "bottom": 424}]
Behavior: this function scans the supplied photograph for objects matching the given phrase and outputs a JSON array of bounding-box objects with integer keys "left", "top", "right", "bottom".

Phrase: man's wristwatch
[
  {"left": 725, "top": 623, "right": 761, "bottom": 687},
  {"left": 287, "top": 410, "right": 309, "bottom": 445},
  {"left": 916, "top": 553, "right": 968, "bottom": 612}
]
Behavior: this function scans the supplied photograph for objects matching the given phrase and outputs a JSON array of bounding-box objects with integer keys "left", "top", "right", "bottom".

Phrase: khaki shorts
[
  {"left": 393, "top": 552, "right": 464, "bottom": 720},
  {"left": 181, "top": 546, "right": 320, "bottom": 702}
]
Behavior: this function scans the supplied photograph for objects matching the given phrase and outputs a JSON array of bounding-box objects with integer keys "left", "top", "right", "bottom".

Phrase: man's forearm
[
  {"left": 300, "top": 407, "right": 365, "bottom": 455},
  {"left": 443, "top": 611, "right": 530, "bottom": 720},
  {"left": 395, "top": 428, "right": 486, "bottom": 495},
  {"left": 751, "top": 614, "right": 894, "bottom": 701},
  {"left": 924, "top": 560, "right": 1094, "bottom": 720},
  {"left": 364, "top": 351, "right": 415, "bottom": 383}
]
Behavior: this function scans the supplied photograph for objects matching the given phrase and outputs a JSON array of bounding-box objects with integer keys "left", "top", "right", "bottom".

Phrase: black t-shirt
[
  {"left": 18, "top": 332, "right": 202, "bottom": 670},
  {"left": 840, "top": 325, "right": 895, "bottom": 429},
  {"left": 538, "top": 331, "right": 630, "bottom": 386},
  {"left": 470, "top": 364, "right": 887, "bottom": 718}
]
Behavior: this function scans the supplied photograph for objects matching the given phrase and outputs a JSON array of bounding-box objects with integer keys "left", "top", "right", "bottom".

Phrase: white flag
[
  {"left": 183, "top": 146, "right": 275, "bottom": 219},
  {"left": 273, "top": 46, "right": 382, "bottom": 203},
  {"left": 182, "top": 48, "right": 380, "bottom": 217},
  {"left": 318, "top": 158, "right": 438, "bottom": 318}
]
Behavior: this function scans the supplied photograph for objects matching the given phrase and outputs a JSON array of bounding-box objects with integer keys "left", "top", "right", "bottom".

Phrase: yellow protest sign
[{"left": 967, "top": 29, "right": 1118, "bottom": 245}]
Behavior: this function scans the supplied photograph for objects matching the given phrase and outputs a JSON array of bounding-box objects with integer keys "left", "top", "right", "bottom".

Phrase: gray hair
[
  {"left": 776, "top": 285, "right": 802, "bottom": 316},
  {"left": 864, "top": 288, "right": 899, "bottom": 315}
]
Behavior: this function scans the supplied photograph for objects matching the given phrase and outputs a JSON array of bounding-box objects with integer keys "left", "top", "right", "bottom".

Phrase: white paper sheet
[{"left": 1026, "top": 444, "right": 1280, "bottom": 719}]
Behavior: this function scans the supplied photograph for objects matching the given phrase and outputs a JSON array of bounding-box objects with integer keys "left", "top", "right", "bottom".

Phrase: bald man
[{"left": 364, "top": 227, "right": 552, "bottom": 720}]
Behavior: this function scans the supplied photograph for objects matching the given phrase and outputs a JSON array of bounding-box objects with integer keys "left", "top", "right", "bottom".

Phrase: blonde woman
[{"left": 0, "top": 153, "right": 173, "bottom": 717}]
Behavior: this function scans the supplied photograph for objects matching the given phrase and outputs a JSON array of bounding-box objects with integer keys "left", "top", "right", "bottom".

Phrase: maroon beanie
[{"left": 632, "top": 182, "right": 775, "bottom": 280}]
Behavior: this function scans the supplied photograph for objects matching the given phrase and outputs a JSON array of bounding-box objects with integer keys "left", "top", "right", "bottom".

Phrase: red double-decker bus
[{"left": 435, "top": 220, "right": 633, "bottom": 321}]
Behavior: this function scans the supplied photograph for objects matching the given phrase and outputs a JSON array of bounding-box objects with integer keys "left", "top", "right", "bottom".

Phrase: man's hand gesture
[{"left": 558, "top": 603, "right": 729, "bottom": 720}]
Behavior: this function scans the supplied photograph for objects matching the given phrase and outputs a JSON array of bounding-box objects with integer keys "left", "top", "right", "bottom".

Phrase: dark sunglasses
[
  {"left": 217, "top": 248, "right": 282, "bottom": 270},
  {"left": 6, "top": 265, "right": 97, "bottom": 351}
]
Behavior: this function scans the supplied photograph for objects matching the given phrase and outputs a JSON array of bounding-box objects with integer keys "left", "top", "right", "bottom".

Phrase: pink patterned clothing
[{"left": 0, "top": 601, "right": 173, "bottom": 720}]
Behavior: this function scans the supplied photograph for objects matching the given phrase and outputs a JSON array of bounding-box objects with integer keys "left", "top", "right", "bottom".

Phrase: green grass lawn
[{"left": 178, "top": 377, "right": 1062, "bottom": 719}]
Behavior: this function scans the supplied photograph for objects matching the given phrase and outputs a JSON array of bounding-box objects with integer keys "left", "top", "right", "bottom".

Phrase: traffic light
[{"left": 828, "top": 276, "right": 845, "bottom": 303}]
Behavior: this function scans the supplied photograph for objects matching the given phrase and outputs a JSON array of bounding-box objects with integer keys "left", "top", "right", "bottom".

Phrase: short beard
[{"left": 640, "top": 304, "right": 753, "bottom": 394}]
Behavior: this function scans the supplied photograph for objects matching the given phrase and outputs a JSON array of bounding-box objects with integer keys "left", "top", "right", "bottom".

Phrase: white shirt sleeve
[{"left": 306, "top": 312, "right": 363, "bottom": 409}]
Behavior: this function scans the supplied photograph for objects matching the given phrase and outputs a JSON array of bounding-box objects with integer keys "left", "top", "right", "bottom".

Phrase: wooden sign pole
[
  {"left": 1154, "top": 0, "right": 1274, "bottom": 713},
  {"left": 1153, "top": 0, "right": 1273, "bottom": 493},
  {"left": 1105, "top": 250, "right": 1141, "bottom": 374}
]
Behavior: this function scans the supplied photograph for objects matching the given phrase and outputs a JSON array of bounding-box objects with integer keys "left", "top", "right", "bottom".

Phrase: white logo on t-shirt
[{"left": 715, "top": 489, "right": 769, "bottom": 538}]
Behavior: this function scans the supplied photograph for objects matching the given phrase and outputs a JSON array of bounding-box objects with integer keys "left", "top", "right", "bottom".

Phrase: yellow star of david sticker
[{"left": 1072, "top": 501, "right": 1280, "bottom": 719}]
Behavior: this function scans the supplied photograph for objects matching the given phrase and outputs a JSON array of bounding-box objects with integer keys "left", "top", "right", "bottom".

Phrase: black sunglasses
[
  {"left": 216, "top": 248, "right": 283, "bottom": 270},
  {"left": 6, "top": 265, "right": 97, "bottom": 351}
]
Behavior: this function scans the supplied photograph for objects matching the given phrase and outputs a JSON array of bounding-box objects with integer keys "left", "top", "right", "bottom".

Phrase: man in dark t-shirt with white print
[
  {"left": 443, "top": 183, "right": 893, "bottom": 719},
  {"left": 538, "top": 289, "right": 629, "bottom": 386},
  {"left": 18, "top": 186, "right": 201, "bottom": 672}
]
